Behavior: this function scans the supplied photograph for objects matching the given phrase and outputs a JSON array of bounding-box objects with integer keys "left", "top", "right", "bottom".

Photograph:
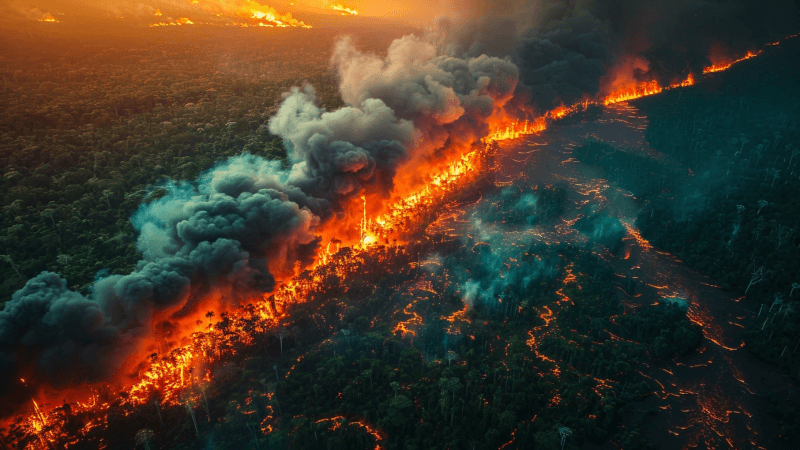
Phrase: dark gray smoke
[
  {"left": 331, "top": 34, "right": 519, "bottom": 162},
  {"left": 437, "top": 0, "right": 799, "bottom": 112},
  {"left": 269, "top": 85, "right": 414, "bottom": 199}
]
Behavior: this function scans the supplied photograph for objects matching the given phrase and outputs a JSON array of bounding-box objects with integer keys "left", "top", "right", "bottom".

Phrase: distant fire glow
[
  {"left": 331, "top": 4, "right": 359, "bottom": 15},
  {"left": 38, "top": 13, "right": 57, "bottom": 22},
  {"left": 148, "top": 1, "right": 312, "bottom": 28},
  {"left": 149, "top": 17, "right": 194, "bottom": 27}
]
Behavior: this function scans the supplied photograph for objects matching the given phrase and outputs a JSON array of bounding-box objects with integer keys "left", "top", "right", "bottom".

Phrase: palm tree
[
  {"left": 738, "top": 137, "right": 749, "bottom": 155},
  {"left": 0, "top": 254, "right": 21, "bottom": 277},
  {"left": 559, "top": 427, "right": 572, "bottom": 450},
  {"left": 772, "top": 132, "right": 782, "bottom": 152},
  {"left": 757, "top": 200, "right": 768, "bottom": 215},
  {"left": 135, "top": 429, "right": 155, "bottom": 450}
]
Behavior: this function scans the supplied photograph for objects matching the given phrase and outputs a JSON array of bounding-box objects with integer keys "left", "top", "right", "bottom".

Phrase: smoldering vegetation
[
  {"left": 573, "top": 210, "right": 626, "bottom": 254},
  {"left": 472, "top": 182, "right": 568, "bottom": 226}
]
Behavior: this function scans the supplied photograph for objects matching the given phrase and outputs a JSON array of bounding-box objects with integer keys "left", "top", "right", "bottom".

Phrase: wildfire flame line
[
  {"left": 5, "top": 32, "right": 798, "bottom": 449},
  {"left": 703, "top": 51, "right": 761, "bottom": 74},
  {"left": 148, "top": 2, "right": 312, "bottom": 28},
  {"left": 486, "top": 41, "right": 787, "bottom": 143}
]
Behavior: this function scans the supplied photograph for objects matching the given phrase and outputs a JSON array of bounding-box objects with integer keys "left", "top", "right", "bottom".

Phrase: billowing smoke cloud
[
  {"left": 331, "top": 34, "right": 519, "bottom": 162},
  {"left": 269, "top": 85, "right": 413, "bottom": 199},
  {"left": 0, "top": 154, "right": 322, "bottom": 392},
  {"left": 574, "top": 209, "right": 626, "bottom": 254},
  {"left": 0, "top": 31, "right": 522, "bottom": 395}
]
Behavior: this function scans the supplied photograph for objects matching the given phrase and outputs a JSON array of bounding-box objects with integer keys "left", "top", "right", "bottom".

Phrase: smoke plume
[{"left": 0, "top": 31, "right": 522, "bottom": 396}]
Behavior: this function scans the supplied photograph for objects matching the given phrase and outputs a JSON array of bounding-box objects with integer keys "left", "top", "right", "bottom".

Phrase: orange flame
[
  {"left": 38, "top": 13, "right": 58, "bottom": 22},
  {"left": 149, "top": 17, "right": 195, "bottom": 27},
  {"left": 238, "top": 1, "right": 311, "bottom": 28},
  {"left": 148, "top": 1, "right": 312, "bottom": 28},
  {"left": 703, "top": 51, "right": 761, "bottom": 74}
]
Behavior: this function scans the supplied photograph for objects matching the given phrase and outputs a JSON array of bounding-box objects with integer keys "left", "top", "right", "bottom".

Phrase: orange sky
[{"left": 2, "top": 0, "right": 497, "bottom": 26}]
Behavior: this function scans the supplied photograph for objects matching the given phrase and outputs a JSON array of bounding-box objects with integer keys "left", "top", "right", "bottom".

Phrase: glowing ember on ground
[{"left": 313, "top": 415, "right": 384, "bottom": 449}]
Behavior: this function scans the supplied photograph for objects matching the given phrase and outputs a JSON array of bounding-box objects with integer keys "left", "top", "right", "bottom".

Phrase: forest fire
[
  {"left": 147, "top": 2, "right": 312, "bottom": 28},
  {"left": 245, "top": 9, "right": 311, "bottom": 28},
  {"left": 149, "top": 18, "right": 195, "bottom": 27},
  {"left": 38, "top": 13, "right": 57, "bottom": 22},
  {"left": 2, "top": 23, "right": 796, "bottom": 449},
  {"left": 486, "top": 43, "right": 775, "bottom": 144},
  {"left": 1, "top": 115, "right": 496, "bottom": 449}
]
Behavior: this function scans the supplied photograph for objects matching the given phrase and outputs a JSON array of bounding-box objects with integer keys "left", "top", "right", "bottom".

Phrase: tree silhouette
[
  {"left": 746, "top": 266, "right": 766, "bottom": 294},
  {"left": 738, "top": 136, "right": 750, "bottom": 155},
  {"left": 559, "top": 426, "right": 572, "bottom": 450},
  {"left": 0, "top": 255, "right": 21, "bottom": 278},
  {"left": 757, "top": 200, "right": 768, "bottom": 215}
]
